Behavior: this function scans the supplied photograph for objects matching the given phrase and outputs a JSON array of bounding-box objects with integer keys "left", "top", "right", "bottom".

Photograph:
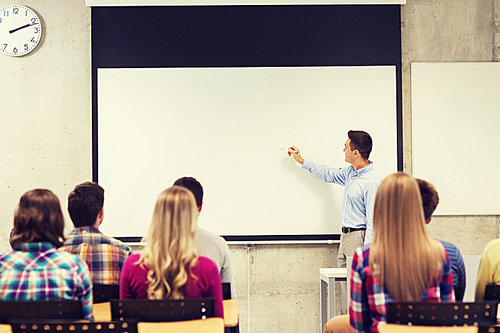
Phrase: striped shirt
[
  {"left": 61, "top": 227, "right": 132, "bottom": 284},
  {"left": 439, "top": 240, "right": 466, "bottom": 300},
  {"left": 349, "top": 244, "right": 454, "bottom": 333},
  {"left": 0, "top": 242, "right": 93, "bottom": 321}
]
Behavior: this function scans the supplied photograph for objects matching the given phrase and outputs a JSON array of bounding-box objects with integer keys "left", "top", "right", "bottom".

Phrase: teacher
[{"left": 288, "top": 130, "right": 381, "bottom": 315}]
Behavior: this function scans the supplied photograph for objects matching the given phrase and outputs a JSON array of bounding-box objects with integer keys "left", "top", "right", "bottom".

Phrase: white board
[
  {"left": 97, "top": 66, "right": 397, "bottom": 237},
  {"left": 412, "top": 62, "right": 500, "bottom": 215}
]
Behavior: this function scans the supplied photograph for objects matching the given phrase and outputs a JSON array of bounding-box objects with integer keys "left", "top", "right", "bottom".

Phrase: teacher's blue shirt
[{"left": 302, "top": 160, "right": 381, "bottom": 244}]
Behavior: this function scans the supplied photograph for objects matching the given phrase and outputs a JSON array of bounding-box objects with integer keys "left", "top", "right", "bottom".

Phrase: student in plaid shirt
[
  {"left": 1, "top": 189, "right": 93, "bottom": 321},
  {"left": 324, "top": 173, "right": 454, "bottom": 333},
  {"left": 61, "top": 182, "right": 132, "bottom": 284}
]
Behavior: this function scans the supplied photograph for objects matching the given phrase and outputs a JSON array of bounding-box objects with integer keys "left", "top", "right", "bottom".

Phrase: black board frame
[{"left": 91, "top": 5, "right": 403, "bottom": 242}]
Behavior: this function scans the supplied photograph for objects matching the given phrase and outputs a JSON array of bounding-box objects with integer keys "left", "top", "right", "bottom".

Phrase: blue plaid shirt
[{"left": 0, "top": 242, "right": 94, "bottom": 321}]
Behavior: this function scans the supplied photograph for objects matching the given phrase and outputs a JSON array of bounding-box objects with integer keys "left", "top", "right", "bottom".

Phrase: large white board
[
  {"left": 412, "top": 62, "right": 500, "bottom": 215},
  {"left": 98, "top": 66, "right": 397, "bottom": 237}
]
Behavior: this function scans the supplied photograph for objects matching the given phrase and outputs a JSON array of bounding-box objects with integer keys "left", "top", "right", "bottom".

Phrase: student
[
  {"left": 120, "top": 186, "right": 224, "bottom": 318},
  {"left": 61, "top": 182, "right": 132, "bottom": 284},
  {"left": 173, "top": 176, "right": 236, "bottom": 299},
  {"left": 324, "top": 173, "right": 454, "bottom": 333},
  {"left": 416, "top": 178, "right": 466, "bottom": 301},
  {"left": 289, "top": 130, "right": 381, "bottom": 314},
  {"left": 474, "top": 238, "right": 500, "bottom": 301},
  {"left": 1, "top": 189, "right": 93, "bottom": 321}
]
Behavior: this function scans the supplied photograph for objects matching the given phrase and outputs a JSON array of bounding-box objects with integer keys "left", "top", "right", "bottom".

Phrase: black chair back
[
  {"left": 453, "top": 285, "right": 465, "bottom": 302},
  {"left": 222, "top": 283, "right": 231, "bottom": 300},
  {"left": 93, "top": 284, "right": 120, "bottom": 304},
  {"left": 484, "top": 284, "right": 500, "bottom": 301},
  {"left": 0, "top": 300, "right": 83, "bottom": 324},
  {"left": 10, "top": 321, "right": 137, "bottom": 333},
  {"left": 479, "top": 327, "right": 500, "bottom": 333},
  {"left": 386, "top": 301, "right": 497, "bottom": 326},
  {"left": 110, "top": 298, "right": 215, "bottom": 322}
]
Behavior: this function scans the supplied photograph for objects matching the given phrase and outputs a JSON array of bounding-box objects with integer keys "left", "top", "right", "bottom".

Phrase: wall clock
[{"left": 0, "top": 5, "right": 42, "bottom": 56}]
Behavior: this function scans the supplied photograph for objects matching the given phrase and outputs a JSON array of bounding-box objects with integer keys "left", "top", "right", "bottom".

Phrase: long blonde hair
[
  {"left": 139, "top": 186, "right": 199, "bottom": 300},
  {"left": 369, "top": 172, "right": 445, "bottom": 301}
]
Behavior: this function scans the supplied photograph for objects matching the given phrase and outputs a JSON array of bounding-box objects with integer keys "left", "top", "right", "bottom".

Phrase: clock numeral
[
  {"left": 34, "top": 27, "right": 39, "bottom": 34},
  {"left": 24, "top": 44, "right": 28, "bottom": 51},
  {"left": 31, "top": 17, "right": 38, "bottom": 24},
  {"left": 31, "top": 37, "right": 36, "bottom": 43},
  {"left": 0, "top": 17, "right": 2, "bottom": 23},
  {"left": 3, "top": 10, "right": 9, "bottom": 16},
  {"left": 13, "top": 7, "right": 19, "bottom": 14},
  {"left": 13, "top": 47, "right": 18, "bottom": 54},
  {"left": 2, "top": 44, "right": 7, "bottom": 51}
]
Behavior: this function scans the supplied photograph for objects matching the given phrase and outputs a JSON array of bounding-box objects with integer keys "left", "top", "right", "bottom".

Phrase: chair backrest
[
  {"left": 222, "top": 283, "right": 231, "bottom": 300},
  {"left": 484, "top": 284, "right": 500, "bottom": 301},
  {"left": 386, "top": 301, "right": 498, "bottom": 326},
  {"left": 137, "top": 318, "right": 224, "bottom": 333},
  {"left": 479, "top": 327, "right": 500, "bottom": 333},
  {"left": 0, "top": 300, "right": 83, "bottom": 324},
  {"left": 10, "top": 321, "right": 137, "bottom": 333},
  {"left": 93, "top": 284, "right": 120, "bottom": 304},
  {"left": 110, "top": 298, "right": 215, "bottom": 322}
]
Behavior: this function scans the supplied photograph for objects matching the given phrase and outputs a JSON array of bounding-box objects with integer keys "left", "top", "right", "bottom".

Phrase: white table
[
  {"left": 319, "top": 268, "right": 347, "bottom": 332},
  {"left": 320, "top": 257, "right": 352, "bottom": 333}
]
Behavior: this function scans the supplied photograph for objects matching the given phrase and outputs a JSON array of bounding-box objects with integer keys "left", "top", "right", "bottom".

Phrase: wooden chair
[
  {"left": 9, "top": 321, "right": 137, "bottom": 333},
  {"left": 0, "top": 300, "right": 83, "bottom": 324},
  {"left": 221, "top": 283, "right": 239, "bottom": 333},
  {"left": 386, "top": 301, "right": 498, "bottom": 327},
  {"left": 93, "top": 303, "right": 112, "bottom": 322},
  {"left": 138, "top": 318, "right": 224, "bottom": 333},
  {"left": 110, "top": 298, "right": 215, "bottom": 322},
  {"left": 223, "top": 300, "right": 239, "bottom": 333},
  {"left": 378, "top": 323, "right": 478, "bottom": 333},
  {"left": 93, "top": 284, "right": 119, "bottom": 304}
]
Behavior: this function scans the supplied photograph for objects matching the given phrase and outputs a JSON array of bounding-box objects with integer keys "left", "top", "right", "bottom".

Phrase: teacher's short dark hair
[
  {"left": 68, "top": 182, "right": 104, "bottom": 227},
  {"left": 416, "top": 178, "right": 439, "bottom": 222},
  {"left": 348, "top": 130, "right": 373, "bottom": 160},
  {"left": 173, "top": 176, "right": 203, "bottom": 208},
  {"left": 11, "top": 189, "right": 65, "bottom": 248}
]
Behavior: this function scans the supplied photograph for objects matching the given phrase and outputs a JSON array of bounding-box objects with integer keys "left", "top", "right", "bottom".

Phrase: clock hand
[{"left": 9, "top": 23, "right": 33, "bottom": 34}]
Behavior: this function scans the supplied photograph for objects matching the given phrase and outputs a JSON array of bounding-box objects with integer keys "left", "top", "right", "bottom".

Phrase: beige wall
[
  {"left": 1, "top": 1, "right": 499, "bottom": 332},
  {"left": 0, "top": 0, "right": 91, "bottom": 252}
]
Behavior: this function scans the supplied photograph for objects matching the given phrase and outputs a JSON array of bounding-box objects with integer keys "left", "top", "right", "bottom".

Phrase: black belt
[{"left": 341, "top": 227, "right": 366, "bottom": 233}]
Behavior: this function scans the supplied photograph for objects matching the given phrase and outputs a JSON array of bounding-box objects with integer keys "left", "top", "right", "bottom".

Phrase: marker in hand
[{"left": 282, "top": 148, "right": 298, "bottom": 154}]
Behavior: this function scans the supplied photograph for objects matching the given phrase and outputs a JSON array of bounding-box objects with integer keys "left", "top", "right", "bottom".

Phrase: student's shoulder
[
  {"left": 196, "top": 228, "right": 228, "bottom": 248},
  {"left": 438, "top": 240, "right": 462, "bottom": 255},
  {"left": 97, "top": 233, "right": 133, "bottom": 253},
  {"left": 196, "top": 256, "right": 220, "bottom": 273},
  {"left": 480, "top": 238, "right": 500, "bottom": 260},
  {"left": 52, "top": 248, "right": 90, "bottom": 271}
]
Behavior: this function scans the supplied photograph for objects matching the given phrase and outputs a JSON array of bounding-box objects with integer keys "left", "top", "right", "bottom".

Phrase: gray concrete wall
[{"left": 1, "top": 1, "right": 499, "bottom": 332}]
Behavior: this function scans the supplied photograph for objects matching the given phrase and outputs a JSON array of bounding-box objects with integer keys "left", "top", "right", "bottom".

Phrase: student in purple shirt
[{"left": 120, "top": 186, "right": 223, "bottom": 318}]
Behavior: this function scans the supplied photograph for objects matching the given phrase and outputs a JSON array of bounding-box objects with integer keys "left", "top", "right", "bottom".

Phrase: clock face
[{"left": 0, "top": 5, "right": 42, "bottom": 56}]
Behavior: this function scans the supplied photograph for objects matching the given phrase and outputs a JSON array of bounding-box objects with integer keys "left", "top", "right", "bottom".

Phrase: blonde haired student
[
  {"left": 120, "top": 186, "right": 223, "bottom": 318},
  {"left": 325, "top": 173, "right": 454, "bottom": 333}
]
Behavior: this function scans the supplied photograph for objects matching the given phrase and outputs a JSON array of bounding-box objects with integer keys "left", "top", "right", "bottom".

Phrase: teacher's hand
[{"left": 288, "top": 146, "right": 305, "bottom": 165}]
